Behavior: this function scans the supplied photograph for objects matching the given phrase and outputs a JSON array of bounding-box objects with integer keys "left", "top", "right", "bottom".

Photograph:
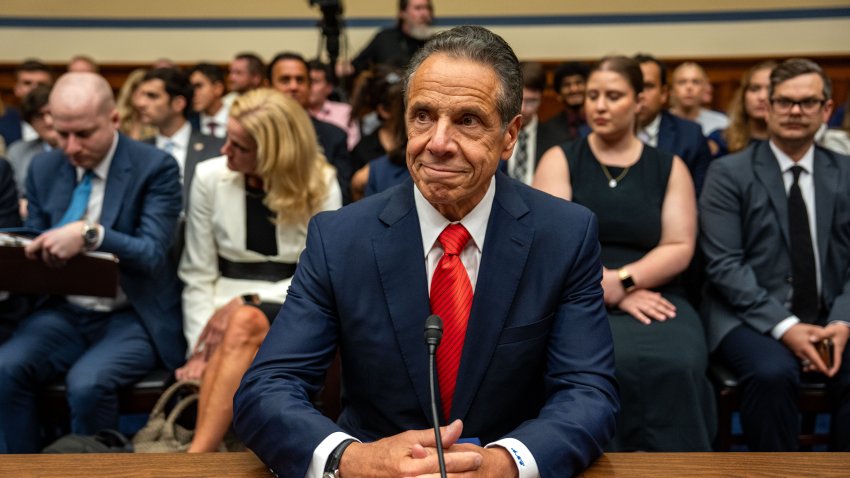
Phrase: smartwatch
[
  {"left": 81, "top": 222, "right": 99, "bottom": 250},
  {"left": 323, "top": 439, "right": 356, "bottom": 478},
  {"left": 618, "top": 267, "right": 636, "bottom": 292}
]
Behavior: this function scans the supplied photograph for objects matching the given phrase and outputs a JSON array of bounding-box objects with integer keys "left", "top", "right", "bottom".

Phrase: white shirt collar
[
  {"left": 201, "top": 105, "right": 229, "bottom": 128},
  {"left": 414, "top": 176, "right": 495, "bottom": 259},
  {"left": 769, "top": 139, "right": 815, "bottom": 174},
  {"left": 156, "top": 121, "right": 192, "bottom": 149},
  {"left": 76, "top": 131, "right": 118, "bottom": 181},
  {"left": 640, "top": 113, "right": 662, "bottom": 146}
]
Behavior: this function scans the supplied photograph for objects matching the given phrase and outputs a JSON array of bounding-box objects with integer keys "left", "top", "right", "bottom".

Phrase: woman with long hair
[
  {"left": 708, "top": 61, "right": 776, "bottom": 157},
  {"left": 176, "top": 88, "right": 341, "bottom": 452},
  {"left": 534, "top": 56, "right": 715, "bottom": 452}
]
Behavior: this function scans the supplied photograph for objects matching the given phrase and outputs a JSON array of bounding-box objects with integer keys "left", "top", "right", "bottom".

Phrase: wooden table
[{"left": 0, "top": 451, "right": 848, "bottom": 477}]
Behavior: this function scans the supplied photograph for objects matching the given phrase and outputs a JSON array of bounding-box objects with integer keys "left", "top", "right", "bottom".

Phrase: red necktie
[{"left": 430, "top": 223, "right": 473, "bottom": 420}]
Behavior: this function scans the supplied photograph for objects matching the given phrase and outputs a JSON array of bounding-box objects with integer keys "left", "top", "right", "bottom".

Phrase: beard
[{"left": 408, "top": 24, "right": 432, "bottom": 41}]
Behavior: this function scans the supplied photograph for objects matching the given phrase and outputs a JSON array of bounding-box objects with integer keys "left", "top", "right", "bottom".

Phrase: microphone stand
[{"left": 424, "top": 315, "right": 447, "bottom": 478}]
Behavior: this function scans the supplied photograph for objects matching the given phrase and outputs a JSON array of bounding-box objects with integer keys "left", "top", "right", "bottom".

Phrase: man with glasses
[
  {"left": 505, "top": 62, "right": 546, "bottom": 185},
  {"left": 700, "top": 58, "right": 850, "bottom": 451}
]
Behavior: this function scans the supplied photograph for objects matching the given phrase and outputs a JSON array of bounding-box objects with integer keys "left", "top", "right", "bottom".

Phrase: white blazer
[{"left": 178, "top": 156, "right": 342, "bottom": 351}]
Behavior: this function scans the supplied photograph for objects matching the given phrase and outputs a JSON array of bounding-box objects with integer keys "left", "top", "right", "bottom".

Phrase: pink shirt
[{"left": 310, "top": 101, "right": 360, "bottom": 150}]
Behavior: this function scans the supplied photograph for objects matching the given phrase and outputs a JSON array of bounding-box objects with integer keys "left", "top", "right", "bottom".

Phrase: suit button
[{"left": 786, "top": 275, "right": 793, "bottom": 284}]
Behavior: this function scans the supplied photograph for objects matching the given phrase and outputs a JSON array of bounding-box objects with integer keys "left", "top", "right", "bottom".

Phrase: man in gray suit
[
  {"left": 136, "top": 67, "right": 223, "bottom": 208},
  {"left": 700, "top": 58, "right": 850, "bottom": 451}
]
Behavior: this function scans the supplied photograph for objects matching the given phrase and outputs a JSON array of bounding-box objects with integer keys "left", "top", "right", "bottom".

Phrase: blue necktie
[{"left": 56, "top": 170, "right": 94, "bottom": 227}]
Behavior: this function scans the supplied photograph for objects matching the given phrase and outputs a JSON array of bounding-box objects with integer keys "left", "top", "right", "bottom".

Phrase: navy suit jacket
[
  {"left": 700, "top": 142, "right": 850, "bottom": 350},
  {"left": 312, "top": 117, "right": 353, "bottom": 206},
  {"left": 657, "top": 111, "right": 712, "bottom": 195},
  {"left": 0, "top": 107, "right": 22, "bottom": 147},
  {"left": 233, "top": 172, "right": 618, "bottom": 478},
  {"left": 24, "top": 134, "right": 186, "bottom": 369}
]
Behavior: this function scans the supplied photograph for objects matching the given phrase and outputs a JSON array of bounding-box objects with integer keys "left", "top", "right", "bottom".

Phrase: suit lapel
[
  {"left": 52, "top": 162, "right": 77, "bottom": 226},
  {"left": 753, "top": 142, "right": 791, "bottom": 248},
  {"left": 372, "top": 182, "right": 434, "bottom": 419},
  {"left": 100, "top": 135, "right": 132, "bottom": 229},
  {"left": 657, "top": 112, "right": 675, "bottom": 154},
  {"left": 451, "top": 173, "right": 533, "bottom": 421},
  {"left": 813, "top": 148, "right": 836, "bottom": 268}
]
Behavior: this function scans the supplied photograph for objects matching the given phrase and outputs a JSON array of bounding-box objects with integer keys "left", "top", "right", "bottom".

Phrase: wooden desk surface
[{"left": 0, "top": 451, "right": 848, "bottom": 477}]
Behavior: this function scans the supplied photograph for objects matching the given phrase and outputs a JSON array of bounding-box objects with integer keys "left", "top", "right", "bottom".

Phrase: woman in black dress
[{"left": 534, "top": 56, "right": 715, "bottom": 451}]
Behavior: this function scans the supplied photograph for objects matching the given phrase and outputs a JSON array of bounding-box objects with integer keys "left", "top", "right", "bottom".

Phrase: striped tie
[{"left": 430, "top": 223, "right": 473, "bottom": 420}]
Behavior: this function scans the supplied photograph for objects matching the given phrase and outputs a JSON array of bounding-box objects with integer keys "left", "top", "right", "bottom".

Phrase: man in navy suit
[
  {"left": 0, "top": 72, "right": 185, "bottom": 452},
  {"left": 234, "top": 26, "right": 618, "bottom": 478},
  {"left": 634, "top": 54, "right": 712, "bottom": 195}
]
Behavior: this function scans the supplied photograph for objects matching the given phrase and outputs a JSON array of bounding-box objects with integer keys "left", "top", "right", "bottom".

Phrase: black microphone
[{"left": 423, "top": 314, "right": 447, "bottom": 478}]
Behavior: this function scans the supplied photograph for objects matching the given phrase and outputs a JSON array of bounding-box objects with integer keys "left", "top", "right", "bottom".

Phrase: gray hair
[
  {"left": 403, "top": 25, "right": 521, "bottom": 128},
  {"left": 769, "top": 58, "right": 832, "bottom": 100}
]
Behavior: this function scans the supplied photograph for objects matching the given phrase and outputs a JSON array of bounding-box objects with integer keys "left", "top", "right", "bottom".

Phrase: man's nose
[
  {"left": 65, "top": 135, "right": 81, "bottom": 154},
  {"left": 427, "top": 118, "right": 455, "bottom": 157}
]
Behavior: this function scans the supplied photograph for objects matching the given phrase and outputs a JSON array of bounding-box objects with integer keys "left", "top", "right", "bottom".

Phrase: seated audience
[
  {"left": 708, "top": 61, "right": 776, "bottom": 157},
  {"left": 537, "top": 61, "right": 589, "bottom": 155},
  {"left": 670, "top": 61, "right": 729, "bottom": 136},
  {"left": 176, "top": 87, "right": 341, "bottom": 452},
  {"left": 815, "top": 121, "right": 850, "bottom": 155},
  {"left": 223, "top": 52, "right": 266, "bottom": 109},
  {"left": 534, "top": 56, "right": 716, "bottom": 452},
  {"left": 136, "top": 67, "right": 223, "bottom": 208},
  {"left": 7, "top": 84, "right": 58, "bottom": 219},
  {"left": 0, "top": 72, "right": 184, "bottom": 453},
  {"left": 700, "top": 58, "right": 850, "bottom": 451},
  {"left": 308, "top": 60, "right": 359, "bottom": 150},
  {"left": 633, "top": 54, "right": 712, "bottom": 195},
  {"left": 190, "top": 63, "right": 229, "bottom": 139},
  {"left": 116, "top": 68, "right": 157, "bottom": 140}
]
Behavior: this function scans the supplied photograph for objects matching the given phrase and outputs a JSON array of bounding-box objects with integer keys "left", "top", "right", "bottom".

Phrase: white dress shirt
[
  {"left": 67, "top": 132, "right": 129, "bottom": 311},
  {"left": 768, "top": 141, "right": 820, "bottom": 339},
  {"left": 306, "top": 177, "right": 540, "bottom": 478},
  {"left": 155, "top": 121, "right": 192, "bottom": 182},
  {"left": 200, "top": 105, "right": 229, "bottom": 139},
  {"left": 638, "top": 114, "right": 661, "bottom": 148}
]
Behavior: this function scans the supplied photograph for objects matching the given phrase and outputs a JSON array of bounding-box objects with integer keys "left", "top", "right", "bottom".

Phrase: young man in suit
[
  {"left": 190, "top": 63, "right": 229, "bottom": 139},
  {"left": 234, "top": 26, "right": 618, "bottom": 478},
  {"left": 0, "top": 59, "right": 53, "bottom": 147},
  {"left": 135, "top": 67, "right": 223, "bottom": 209},
  {"left": 505, "top": 61, "right": 546, "bottom": 185},
  {"left": 700, "top": 58, "right": 850, "bottom": 451},
  {"left": 0, "top": 72, "right": 184, "bottom": 452},
  {"left": 537, "top": 61, "right": 589, "bottom": 157},
  {"left": 634, "top": 54, "right": 713, "bottom": 195}
]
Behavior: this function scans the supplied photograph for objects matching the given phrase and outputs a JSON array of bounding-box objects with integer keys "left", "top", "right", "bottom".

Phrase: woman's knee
[{"left": 222, "top": 306, "right": 270, "bottom": 348}]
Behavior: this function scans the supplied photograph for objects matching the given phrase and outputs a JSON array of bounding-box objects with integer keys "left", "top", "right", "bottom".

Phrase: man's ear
[
  {"left": 501, "top": 114, "right": 522, "bottom": 161},
  {"left": 172, "top": 96, "right": 187, "bottom": 115},
  {"left": 822, "top": 99, "right": 834, "bottom": 125},
  {"left": 213, "top": 82, "right": 225, "bottom": 97},
  {"left": 660, "top": 84, "right": 670, "bottom": 105}
]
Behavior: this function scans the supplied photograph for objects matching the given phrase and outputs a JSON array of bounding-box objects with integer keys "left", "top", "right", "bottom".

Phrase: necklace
[{"left": 599, "top": 163, "right": 630, "bottom": 188}]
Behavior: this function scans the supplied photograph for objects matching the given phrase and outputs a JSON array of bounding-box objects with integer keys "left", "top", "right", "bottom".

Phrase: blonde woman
[
  {"left": 177, "top": 88, "right": 341, "bottom": 452},
  {"left": 116, "top": 68, "right": 157, "bottom": 140}
]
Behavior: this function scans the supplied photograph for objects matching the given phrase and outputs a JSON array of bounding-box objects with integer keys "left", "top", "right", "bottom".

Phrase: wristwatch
[
  {"left": 81, "top": 222, "right": 99, "bottom": 250},
  {"left": 618, "top": 267, "right": 636, "bottom": 292},
  {"left": 323, "top": 439, "right": 356, "bottom": 478}
]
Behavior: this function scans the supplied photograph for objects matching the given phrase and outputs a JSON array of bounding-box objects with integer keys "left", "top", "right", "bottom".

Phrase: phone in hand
[{"left": 816, "top": 338, "right": 834, "bottom": 369}]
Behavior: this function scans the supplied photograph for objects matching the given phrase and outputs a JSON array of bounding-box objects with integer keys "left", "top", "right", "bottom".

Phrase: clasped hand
[
  {"left": 782, "top": 322, "right": 849, "bottom": 377},
  {"left": 338, "top": 420, "right": 517, "bottom": 478}
]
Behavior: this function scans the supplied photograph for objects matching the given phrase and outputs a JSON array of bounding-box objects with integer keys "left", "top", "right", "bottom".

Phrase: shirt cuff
[
  {"left": 829, "top": 320, "right": 850, "bottom": 329},
  {"left": 771, "top": 316, "right": 800, "bottom": 340},
  {"left": 305, "top": 431, "right": 359, "bottom": 478},
  {"left": 487, "top": 438, "right": 540, "bottom": 478}
]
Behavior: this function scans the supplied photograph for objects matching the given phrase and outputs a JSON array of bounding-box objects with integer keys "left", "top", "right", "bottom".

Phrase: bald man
[{"left": 0, "top": 72, "right": 185, "bottom": 453}]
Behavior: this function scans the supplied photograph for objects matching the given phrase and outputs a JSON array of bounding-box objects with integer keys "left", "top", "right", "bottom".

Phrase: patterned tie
[
  {"left": 56, "top": 170, "right": 94, "bottom": 227},
  {"left": 512, "top": 130, "right": 529, "bottom": 181},
  {"left": 430, "top": 223, "right": 473, "bottom": 420},
  {"left": 788, "top": 165, "right": 819, "bottom": 322}
]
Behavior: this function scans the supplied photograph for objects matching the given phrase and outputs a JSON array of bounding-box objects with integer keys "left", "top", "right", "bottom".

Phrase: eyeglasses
[{"left": 769, "top": 97, "right": 826, "bottom": 114}]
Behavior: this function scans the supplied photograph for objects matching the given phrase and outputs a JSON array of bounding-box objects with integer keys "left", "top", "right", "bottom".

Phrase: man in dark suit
[
  {"left": 268, "top": 52, "right": 353, "bottom": 204},
  {"left": 700, "top": 58, "right": 850, "bottom": 451},
  {"left": 0, "top": 72, "right": 185, "bottom": 453},
  {"left": 136, "top": 67, "right": 223, "bottom": 208},
  {"left": 234, "top": 26, "right": 618, "bottom": 478},
  {"left": 634, "top": 54, "right": 712, "bottom": 195}
]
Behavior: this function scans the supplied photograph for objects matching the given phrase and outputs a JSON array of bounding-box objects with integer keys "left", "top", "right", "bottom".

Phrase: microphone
[{"left": 423, "top": 314, "right": 447, "bottom": 478}]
